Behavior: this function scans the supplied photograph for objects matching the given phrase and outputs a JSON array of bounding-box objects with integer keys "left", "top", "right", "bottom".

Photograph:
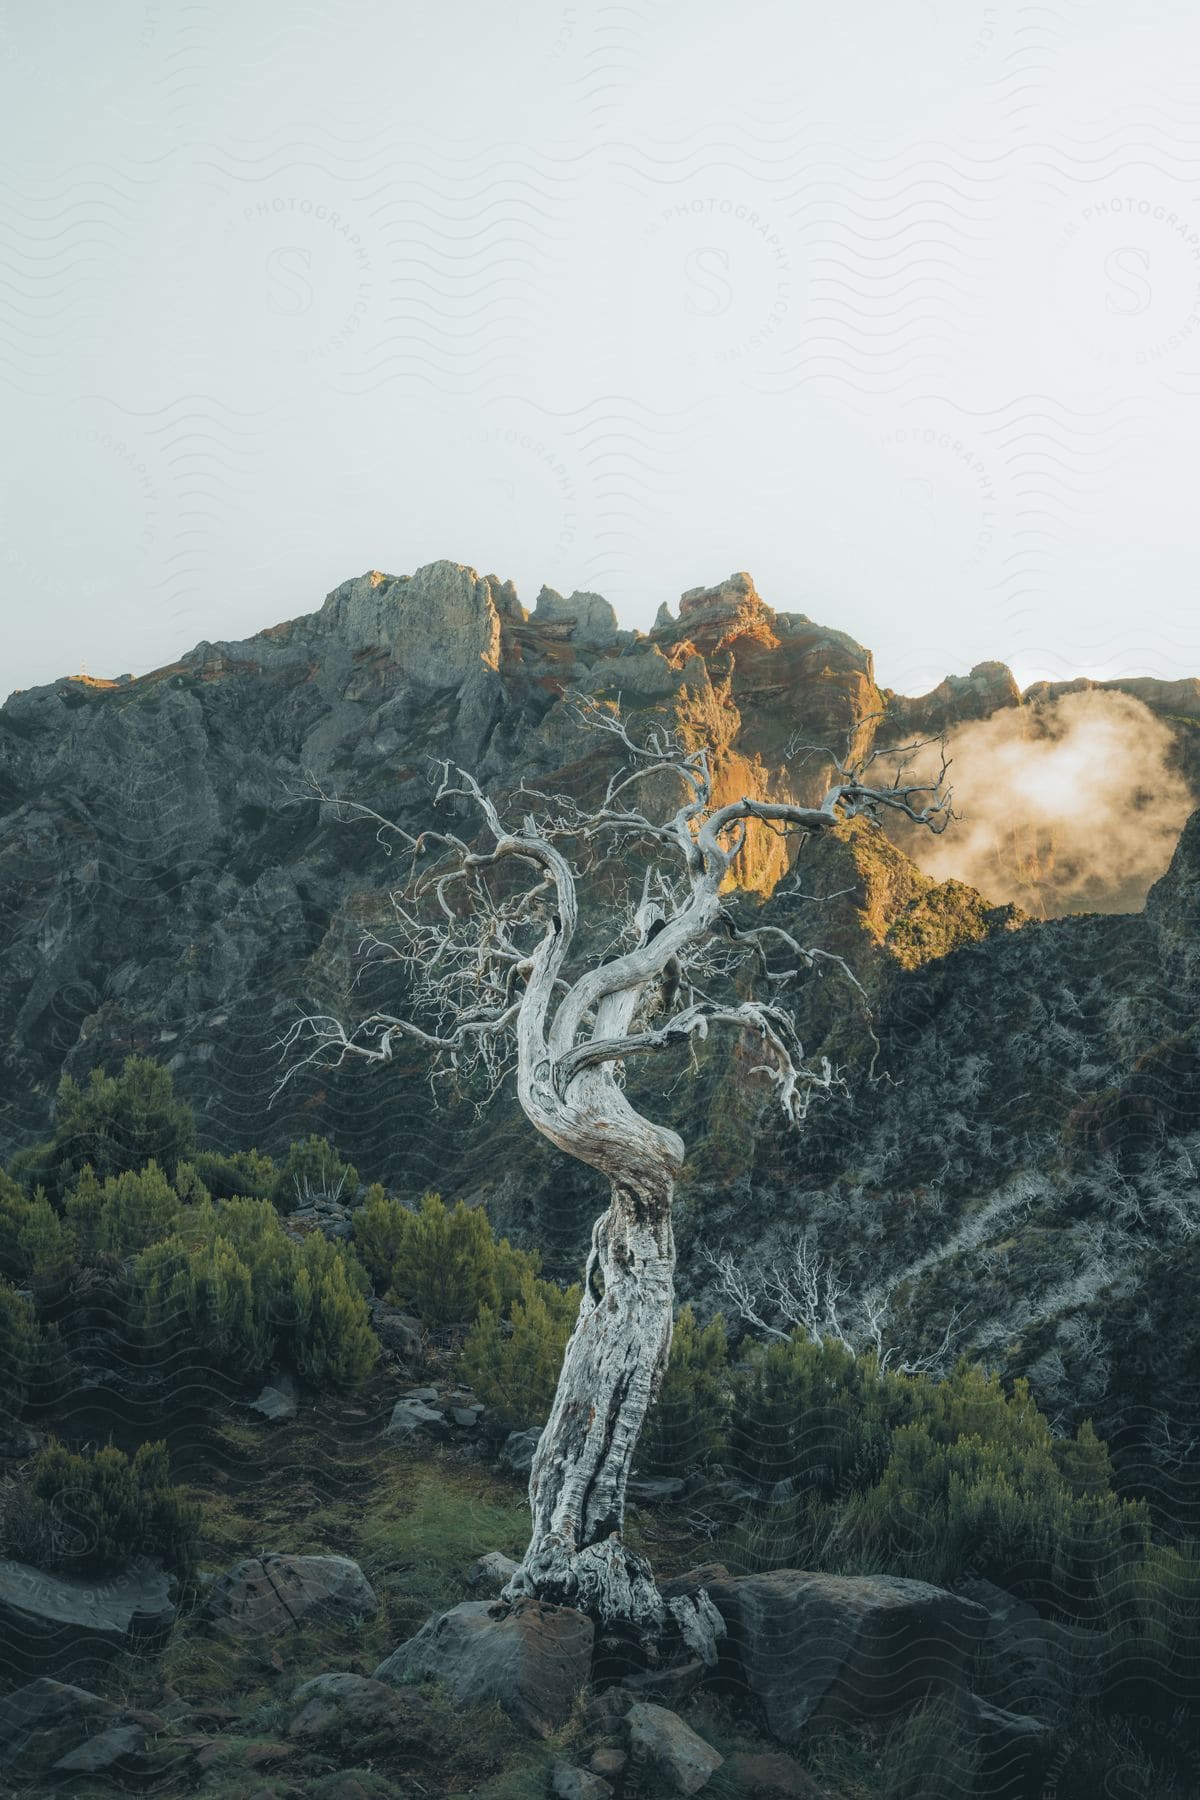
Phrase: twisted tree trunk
[{"left": 503, "top": 1170, "right": 677, "bottom": 1633}]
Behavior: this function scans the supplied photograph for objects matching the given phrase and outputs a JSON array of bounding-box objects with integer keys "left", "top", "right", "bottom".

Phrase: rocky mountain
[{"left": 2, "top": 561, "right": 1198, "bottom": 1507}]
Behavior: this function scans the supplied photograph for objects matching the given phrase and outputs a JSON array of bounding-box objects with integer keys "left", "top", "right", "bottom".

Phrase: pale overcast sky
[{"left": 4, "top": 1, "right": 1200, "bottom": 700}]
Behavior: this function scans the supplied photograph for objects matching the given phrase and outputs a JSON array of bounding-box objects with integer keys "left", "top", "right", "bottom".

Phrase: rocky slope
[{"left": 2, "top": 561, "right": 1198, "bottom": 1499}]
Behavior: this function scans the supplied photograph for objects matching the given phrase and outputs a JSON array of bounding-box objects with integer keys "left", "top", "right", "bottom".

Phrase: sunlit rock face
[
  {"left": 1, "top": 560, "right": 1198, "bottom": 1463},
  {"left": 317, "top": 561, "right": 505, "bottom": 687}
]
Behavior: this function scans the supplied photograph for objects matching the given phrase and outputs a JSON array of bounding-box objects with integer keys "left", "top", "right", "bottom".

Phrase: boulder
[
  {"left": 725, "top": 1750, "right": 824, "bottom": 1798},
  {"left": 206, "top": 1554, "right": 378, "bottom": 1636},
  {"left": 500, "top": 1425, "right": 543, "bottom": 1475},
  {"left": 384, "top": 1394, "right": 450, "bottom": 1442},
  {"left": 53, "top": 1722, "right": 146, "bottom": 1774},
  {"left": 589, "top": 1743, "right": 628, "bottom": 1780},
  {"left": 248, "top": 1372, "right": 298, "bottom": 1422},
  {"left": 0, "top": 1679, "right": 166, "bottom": 1778},
  {"left": 288, "top": 1672, "right": 422, "bottom": 1740},
  {"left": 0, "top": 1557, "right": 176, "bottom": 1678},
  {"left": 958, "top": 1577, "right": 1100, "bottom": 1724},
  {"left": 369, "top": 1305, "right": 423, "bottom": 1361},
  {"left": 968, "top": 1694, "right": 1058, "bottom": 1793},
  {"left": 705, "top": 1570, "right": 988, "bottom": 1742},
  {"left": 373, "top": 1596, "right": 593, "bottom": 1737},
  {"left": 551, "top": 1762, "right": 614, "bottom": 1799},
  {"left": 625, "top": 1701, "right": 723, "bottom": 1794},
  {"left": 465, "top": 1551, "right": 520, "bottom": 1596}
]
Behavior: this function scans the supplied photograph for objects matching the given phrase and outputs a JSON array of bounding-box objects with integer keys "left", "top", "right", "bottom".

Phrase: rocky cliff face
[{"left": 2, "top": 560, "right": 1198, "bottom": 1483}]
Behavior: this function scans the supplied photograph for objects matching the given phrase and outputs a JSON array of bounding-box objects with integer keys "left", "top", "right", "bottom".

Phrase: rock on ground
[
  {"left": 206, "top": 1554, "right": 378, "bottom": 1636},
  {"left": 625, "top": 1701, "right": 724, "bottom": 1794},
  {"left": 499, "top": 1425, "right": 543, "bottom": 1475},
  {"left": 959, "top": 1575, "right": 1101, "bottom": 1724},
  {"left": 248, "top": 1372, "right": 298, "bottom": 1421},
  {"left": 706, "top": 1569, "right": 988, "bottom": 1742},
  {"left": 373, "top": 1596, "right": 593, "bottom": 1737},
  {"left": 0, "top": 1557, "right": 176, "bottom": 1679},
  {"left": 0, "top": 1678, "right": 166, "bottom": 1779},
  {"left": 465, "top": 1551, "right": 521, "bottom": 1595},
  {"left": 288, "top": 1672, "right": 426, "bottom": 1740},
  {"left": 550, "top": 1760, "right": 614, "bottom": 1798},
  {"left": 725, "top": 1750, "right": 826, "bottom": 1798},
  {"left": 384, "top": 1392, "right": 451, "bottom": 1442}
]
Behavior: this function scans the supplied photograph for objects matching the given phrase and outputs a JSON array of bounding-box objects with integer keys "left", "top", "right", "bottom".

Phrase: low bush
[
  {"left": 637, "top": 1306, "right": 730, "bottom": 1477},
  {"left": 133, "top": 1196, "right": 378, "bottom": 1388},
  {"left": 192, "top": 1147, "right": 277, "bottom": 1201},
  {"left": 2, "top": 1438, "right": 199, "bottom": 1578},
  {"left": 460, "top": 1270, "right": 581, "bottom": 1430},
  {"left": 0, "top": 1277, "right": 41, "bottom": 1411},
  {"left": 9, "top": 1056, "right": 196, "bottom": 1199},
  {"left": 354, "top": 1189, "right": 541, "bottom": 1328},
  {"left": 0, "top": 1183, "right": 74, "bottom": 1287},
  {"left": 64, "top": 1159, "right": 185, "bottom": 1258}
]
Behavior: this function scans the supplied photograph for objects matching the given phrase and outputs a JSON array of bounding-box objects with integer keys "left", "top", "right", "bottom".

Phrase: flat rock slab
[
  {"left": 0, "top": 1558, "right": 175, "bottom": 1677},
  {"left": 0, "top": 1678, "right": 166, "bottom": 1778},
  {"left": 626, "top": 1701, "right": 723, "bottom": 1794},
  {"left": 706, "top": 1570, "right": 988, "bottom": 1742},
  {"left": 373, "top": 1597, "right": 593, "bottom": 1737},
  {"left": 206, "top": 1554, "right": 378, "bottom": 1637}
]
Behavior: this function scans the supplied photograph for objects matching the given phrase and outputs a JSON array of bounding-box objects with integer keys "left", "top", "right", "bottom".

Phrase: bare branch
[{"left": 703, "top": 1236, "right": 966, "bottom": 1377}]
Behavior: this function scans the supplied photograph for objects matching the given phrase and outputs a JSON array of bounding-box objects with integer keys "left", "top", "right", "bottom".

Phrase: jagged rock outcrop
[{"left": 2, "top": 559, "right": 1199, "bottom": 1480}]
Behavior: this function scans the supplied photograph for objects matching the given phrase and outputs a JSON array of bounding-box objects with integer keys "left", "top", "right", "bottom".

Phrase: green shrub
[
  {"left": 353, "top": 1190, "right": 542, "bottom": 1328},
  {"left": 0, "top": 1277, "right": 40, "bottom": 1411},
  {"left": 637, "top": 1307, "right": 729, "bottom": 1477},
  {"left": 725, "top": 1342, "right": 1159, "bottom": 1626},
  {"left": 460, "top": 1271, "right": 581, "bottom": 1430},
  {"left": 18, "top": 1056, "right": 196, "bottom": 1199},
  {"left": 352, "top": 1185, "right": 411, "bottom": 1290},
  {"left": 192, "top": 1148, "right": 277, "bottom": 1201},
  {"left": 4, "top": 1438, "right": 198, "bottom": 1578},
  {"left": 132, "top": 1196, "right": 377, "bottom": 1389},
  {"left": 0, "top": 1185, "right": 75, "bottom": 1287},
  {"left": 65, "top": 1160, "right": 184, "bottom": 1258},
  {"left": 729, "top": 1332, "right": 906, "bottom": 1495},
  {"left": 270, "top": 1134, "right": 358, "bottom": 1209},
  {"left": 291, "top": 1234, "right": 379, "bottom": 1387}
]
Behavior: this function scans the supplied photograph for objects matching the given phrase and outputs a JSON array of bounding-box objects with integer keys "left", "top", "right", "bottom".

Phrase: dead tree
[{"left": 277, "top": 698, "right": 951, "bottom": 1650}]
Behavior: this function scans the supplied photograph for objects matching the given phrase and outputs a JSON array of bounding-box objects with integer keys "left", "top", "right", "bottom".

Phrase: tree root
[{"left": 501, "top": 1531, "right": 725, "bottom": 1666}]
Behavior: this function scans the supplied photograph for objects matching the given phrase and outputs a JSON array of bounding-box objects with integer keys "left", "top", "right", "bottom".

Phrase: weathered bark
[
  {"left": 502, "top": 1171, "right": 676, "bottom": 1629},
  {"left": 501, "top": 1164, "right": 724, "bottom": 1660}
]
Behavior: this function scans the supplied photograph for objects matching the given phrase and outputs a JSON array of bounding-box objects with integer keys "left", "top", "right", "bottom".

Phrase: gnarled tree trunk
[{"left": 503, "top": 1169, "right": 677, "bottom": 1633}]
